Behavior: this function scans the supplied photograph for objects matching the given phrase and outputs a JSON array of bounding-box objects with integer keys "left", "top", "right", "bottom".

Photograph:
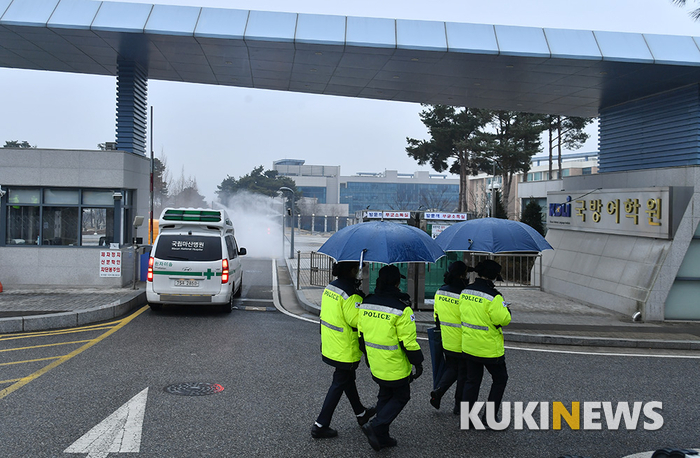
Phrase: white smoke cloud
[{"left": 216, "top": 191, "right": 284, "bottom": 259}]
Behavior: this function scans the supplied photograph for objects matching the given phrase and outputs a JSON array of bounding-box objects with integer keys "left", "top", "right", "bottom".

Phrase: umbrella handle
[{"left": 357, "top": 249, "right": 368, "bottom": 280}]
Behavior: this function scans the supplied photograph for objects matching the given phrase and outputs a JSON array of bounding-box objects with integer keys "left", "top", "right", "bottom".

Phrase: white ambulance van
[{"left": 146, "top": 208, "right": 246, "bottom": 313}]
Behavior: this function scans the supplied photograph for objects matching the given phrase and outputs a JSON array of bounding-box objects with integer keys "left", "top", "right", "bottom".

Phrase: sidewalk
[
  {"left": 283, "top": 257, "right": 700, "bottom": 351},
  {"left": 0, "top": 285, "right": 146, "bottom": 333}
]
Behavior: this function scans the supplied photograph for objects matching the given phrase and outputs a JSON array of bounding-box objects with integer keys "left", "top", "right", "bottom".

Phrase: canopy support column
[{"left": 116, "top": 60, "right": 148, "bottom": 155}]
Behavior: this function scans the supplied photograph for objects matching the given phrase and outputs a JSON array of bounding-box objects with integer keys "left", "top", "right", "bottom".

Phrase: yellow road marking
[
  {"left": 0, "top": 325, "right": 115, "bottom": 342},
  {"left": 0, "top": 378, "right": 22, "bottom": 385},
  {"left": 0, "top": 306, "right": 149, "bottom": 400},
  {"left": 0, "top": 356, "right": 61, "bottom": 367},
  {"left": 0, "top": 339, "right": 93, "bottom": 353},
  {"left": 2, "top": 319, "right": 122, "bottom": 336}
]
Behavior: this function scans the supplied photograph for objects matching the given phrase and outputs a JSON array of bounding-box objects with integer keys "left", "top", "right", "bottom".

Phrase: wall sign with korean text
[
  {"left": 99, "top": 250, "right": 122, "bottom": 277},
  {"left": 547, "top": 188, "right": 671, "bottom": 239}
]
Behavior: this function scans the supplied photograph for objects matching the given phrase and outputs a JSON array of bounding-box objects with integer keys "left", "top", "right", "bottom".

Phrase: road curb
[
  {"left": 293, "top": 287, "right": 321, "bottom": 316},
  {"left": 283, "top": 257, "right": 321, "bottom": 316},
  {"left": 0, "top": 292, "right": 147, "bottom": 334},
  {"left": 415, "top": 322, "right": 700, "bottom": 351},
  {"left": 503, "top": 331, "right": 700, "bottom": 350}
]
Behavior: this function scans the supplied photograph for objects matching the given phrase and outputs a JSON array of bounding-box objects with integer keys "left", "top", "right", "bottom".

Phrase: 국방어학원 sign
[{"left": 547, "top": 188, "right": 671, "bottom": 239}]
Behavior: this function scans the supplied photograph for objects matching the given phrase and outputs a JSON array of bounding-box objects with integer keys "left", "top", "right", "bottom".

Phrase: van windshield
[{"left": 154, "top": 235, "right": 222, "bottom": 261}]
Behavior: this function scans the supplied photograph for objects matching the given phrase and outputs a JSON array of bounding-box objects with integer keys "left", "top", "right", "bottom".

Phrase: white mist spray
[{"left": 216, "top": 191, "right": 284, "bottom": 259}]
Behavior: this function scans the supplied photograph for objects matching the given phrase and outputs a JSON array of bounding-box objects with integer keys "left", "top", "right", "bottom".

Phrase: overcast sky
[{"left": 2, "top": 0, "right": 700, "bottom": 202}]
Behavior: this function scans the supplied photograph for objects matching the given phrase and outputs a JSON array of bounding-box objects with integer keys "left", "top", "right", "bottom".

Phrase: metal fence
[
  {"left": 309, "top": 251, "right": 334, "bottom": 286},
  {"left": 293, "top": 250, "right": 543, "bottom": 291},
  {"left": 289, "top": 251, "right": 333, "bottom": 289},
  {"left": 465, "top": 253, "right": 542, "bottom": 288}
]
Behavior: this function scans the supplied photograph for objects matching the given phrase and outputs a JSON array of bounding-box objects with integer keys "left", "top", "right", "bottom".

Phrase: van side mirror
[{"left": 239, "top": 247, "right": 247, "bottom": 256}]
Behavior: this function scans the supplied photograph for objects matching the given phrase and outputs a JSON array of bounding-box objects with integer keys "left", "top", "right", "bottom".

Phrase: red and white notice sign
[{"left": 99, "top": 250, "right": 122, "bottom": 277}]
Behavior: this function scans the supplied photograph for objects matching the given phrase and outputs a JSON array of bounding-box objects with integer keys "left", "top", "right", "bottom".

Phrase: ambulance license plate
[{"left": 175, "top": 279, "right": 199, "bottom": 287}]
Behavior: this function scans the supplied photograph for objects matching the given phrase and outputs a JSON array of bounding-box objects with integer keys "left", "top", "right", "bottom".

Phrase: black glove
[{"left": 411, "top": 365, "right": 423, "bottom": 381}]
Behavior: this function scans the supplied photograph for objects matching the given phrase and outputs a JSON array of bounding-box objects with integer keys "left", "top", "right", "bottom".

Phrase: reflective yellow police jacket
[
  {"left": 433, "top": 286, "right": 462, "bottom": 354},
  {"left": 320, "top": 279, "right": 364, "bottom": 364},
  {"left": 358, "top": 301, "right": 421, "bottom": 382},
  {"left": 459, "top": 278, "right": 511, "bottom": 358}
]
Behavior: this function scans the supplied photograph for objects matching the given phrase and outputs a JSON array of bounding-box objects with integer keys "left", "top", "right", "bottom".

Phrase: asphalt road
[{"left": 1, "top": 257, "right": 698, "bottom": 458}]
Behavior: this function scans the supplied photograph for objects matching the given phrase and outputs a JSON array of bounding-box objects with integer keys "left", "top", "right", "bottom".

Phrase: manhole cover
[{"left": 164, "top": 382, "right": 224, "bottom": 396}]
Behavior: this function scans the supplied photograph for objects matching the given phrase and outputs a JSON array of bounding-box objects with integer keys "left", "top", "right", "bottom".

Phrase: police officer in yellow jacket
[
  {"left": 459, "top": 260, "right": 511, "bottom": 427},
  {"left": 358, "top": 265, "right": 424, "bottom": 451},
  {"left": 312, "top": 262, "right": 376, "bottom": 439},
  {"left": 430, "top": 261, "right": 470, "bottom": 414}
]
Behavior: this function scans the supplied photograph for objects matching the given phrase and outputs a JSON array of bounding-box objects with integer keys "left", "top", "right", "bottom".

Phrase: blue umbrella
[
  {"left": 435, "top": 218, "right": 553, "bottom": 253},
  {"left": 318, "top": 221, "right": 445, "bottom": 264}
]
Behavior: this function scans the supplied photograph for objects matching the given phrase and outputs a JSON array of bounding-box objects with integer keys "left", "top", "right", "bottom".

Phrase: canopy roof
[{"left": 3, "top": 0, "right": 700, "bottom": 117}]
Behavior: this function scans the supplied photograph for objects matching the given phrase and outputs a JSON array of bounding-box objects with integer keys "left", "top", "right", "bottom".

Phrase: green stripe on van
[{"left": 152, "top": 270, "right": 223, "bottom": 279}]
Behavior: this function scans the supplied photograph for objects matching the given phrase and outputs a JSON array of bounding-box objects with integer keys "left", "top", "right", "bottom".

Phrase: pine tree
[
  {"left": 494, "top": 190, "right": 508, "bottom": 219},
  {"left": 521, "top": 199, "right": 545, "bottom": 235}
]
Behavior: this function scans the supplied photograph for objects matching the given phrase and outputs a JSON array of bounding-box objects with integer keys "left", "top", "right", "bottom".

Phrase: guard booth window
[
  {"left": 42, "top": 188, "right": 81, "bottom": 245},
  {"left": 82, "top": 208, "right": 114, "bottom": 246},
  {"left": 43, "top": 207, "right": 79, "bottom": 245},
  {"left": 6, "top": 188, "right": 40, "bottom": 245},
  {"left": 2, "top": 187, "right": 131, "bottom": 247}
]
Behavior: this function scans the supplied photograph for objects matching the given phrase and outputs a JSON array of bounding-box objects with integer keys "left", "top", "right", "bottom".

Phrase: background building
[
  {"left": 273, "top": 159, "right": 340, "bottom": 205},
  {"left": 274, "top": 154, "right": 599, "bottom": 222},
  {"left": 273, "top": 159, "right": 460, "bottom": 215}
]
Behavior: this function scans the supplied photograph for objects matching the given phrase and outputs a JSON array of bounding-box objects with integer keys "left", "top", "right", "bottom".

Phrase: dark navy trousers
[{"left": 316, "top": 366, "right": 364, "bottom": 427}]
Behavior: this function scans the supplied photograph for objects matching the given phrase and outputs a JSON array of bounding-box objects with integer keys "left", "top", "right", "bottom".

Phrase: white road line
[
  {"left": 414, "top": 337, "right": 700, "bottom": 359},
  {"left": 503, "top": 344, "right": 700, "bottom": 359},
  {"left": 64, "top": 387, "right": 148, "bottom": 458},
  {"left": 235, "top": 298, "right": 274, "bottom": 303}
]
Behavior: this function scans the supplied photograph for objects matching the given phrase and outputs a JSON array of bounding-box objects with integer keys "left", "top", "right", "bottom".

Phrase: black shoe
[
  {"left": 361, "top": 423, "right": 381, "bottom": 451},
  {"left": 380, "top": 436, "right": 398, "bottom": 448},
  {"left": 429, "top": 391, "right": 441, "bottom": 410},
  {"left": 311, "top": 423, "right": 338, "bottom": 439},
  {"left": 357, "top": 406, "right": 377, "bottom": 426}
]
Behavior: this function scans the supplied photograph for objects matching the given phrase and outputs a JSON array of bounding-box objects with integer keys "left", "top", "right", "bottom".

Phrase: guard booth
[{"left": 354, "top": 210, "right": 470, "bottom": 311}]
